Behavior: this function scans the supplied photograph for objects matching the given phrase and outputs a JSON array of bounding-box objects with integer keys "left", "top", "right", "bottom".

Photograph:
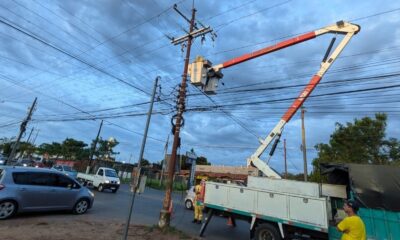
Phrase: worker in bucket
[
  {"left": 192, "top": 178, "right": 206, "bottom": 224},
  {"left": 337, "top": 200, "right": 366, "bottom": 240}
]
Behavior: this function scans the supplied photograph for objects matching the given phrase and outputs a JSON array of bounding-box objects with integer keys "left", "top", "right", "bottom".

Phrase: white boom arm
[{"left": 189, "top": 21, "right": 360, "bottom": 178}]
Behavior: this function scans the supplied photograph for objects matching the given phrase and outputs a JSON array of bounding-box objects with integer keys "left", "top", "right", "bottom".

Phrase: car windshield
[{"left": 105, "top": 169, "right": 118, "bottom": 177}]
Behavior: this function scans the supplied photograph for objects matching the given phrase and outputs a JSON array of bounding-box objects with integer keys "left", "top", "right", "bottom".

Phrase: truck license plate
[{"left": 111, "top": 187, "right": 116, "bottom": 190}]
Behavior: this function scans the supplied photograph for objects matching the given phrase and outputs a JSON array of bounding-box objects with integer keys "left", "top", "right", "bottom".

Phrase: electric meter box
[{"left": 189, "top": 56, "right": 212, "bottom": 87}]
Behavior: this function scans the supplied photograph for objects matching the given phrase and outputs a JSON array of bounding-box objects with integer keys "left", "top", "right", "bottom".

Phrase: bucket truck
[{"left": 188, "top": 21, "right": 362, "bottom": 239}]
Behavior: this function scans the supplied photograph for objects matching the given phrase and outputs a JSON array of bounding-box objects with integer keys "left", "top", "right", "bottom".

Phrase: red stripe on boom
[
  {"left": 282, "top": 75, "right": 322, "bottom": 122},
  {"left": 222, "top": 31, "right": 316, "bottom": 69}
]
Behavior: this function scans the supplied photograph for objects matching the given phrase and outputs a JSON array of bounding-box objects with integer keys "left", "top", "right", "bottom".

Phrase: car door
[
  {"left": 94, "top": 169, "right": 104, "bottom": 187},
  {"left": 52, "top": 174, "right": 80, "bottom": 209},
  {"left": 13, "top": 172, "right": 58, "bottom": 211}
]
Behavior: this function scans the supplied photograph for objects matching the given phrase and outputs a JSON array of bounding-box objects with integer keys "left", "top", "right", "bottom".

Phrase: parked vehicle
[
  {"left": 184, "top": 186, "right": 195, "bottom": 210},
  {"left": 15, "top": 159, "right": 35, "bottom": 167},
  {"left": 52, "top": 165, "right": 78, "bottom": 179},
  {"left": 0, "top": 166, "right": 94, "bottom": 220},
  {"left": 77, "top": 167, "right": 120, "bottom": 193},
  {"left": 0, "top": 155, "right": 6, "bottom": 165}
]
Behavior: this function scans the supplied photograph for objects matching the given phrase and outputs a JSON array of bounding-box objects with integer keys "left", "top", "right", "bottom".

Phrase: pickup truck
[{"left": 77, "top": 167, "right": 120, "bottom": 193}]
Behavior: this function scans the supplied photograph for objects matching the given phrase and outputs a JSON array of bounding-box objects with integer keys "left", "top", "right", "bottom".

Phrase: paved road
[{"left": 87, "top": 184, "right": 249, "bottom": 240}]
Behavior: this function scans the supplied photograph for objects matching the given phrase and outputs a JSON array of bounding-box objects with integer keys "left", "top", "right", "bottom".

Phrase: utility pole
[
  {"left": 159, "top": 3, "right": 214, "bottom": 229},
  {"left": 301, "top": 107, "right": 308, "bottom": 181},
  {"left": 26, "top": 127, "right": 34, "bottom": 143},
  {"left": 159, "top": 134, "right": 170, "bottom": 186},
  {"left": 32, "top": 129, "right": 40, "bottom": 145},
  {"left": 21, "top": 127, "right": 34, "bottom": 159},
  {"left": 6, "top": 97, "right": 37, "bottom": 165},
  {"left": 87, "top": 120, "right": 103, "bottom": 173},
  {"left": 284, "top": 138, "right": 287, "bottom": 179},
  {"left": 122, "top": 76, "right": 160, "bottom": 240}
]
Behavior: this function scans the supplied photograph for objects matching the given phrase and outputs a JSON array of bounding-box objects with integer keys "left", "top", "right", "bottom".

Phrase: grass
[
  {"left": 148, "top": 225, "right": 194, "bottom": 239},
  {"left": 146, "top": 178, "right": 187, "bottom": 191}
]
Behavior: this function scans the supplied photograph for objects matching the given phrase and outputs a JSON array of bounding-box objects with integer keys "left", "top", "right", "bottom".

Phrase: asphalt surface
[
  {"left": 88, "top": 184, "right": 249, "bottom": 240},
  {"left": 14, "top": 184, "right": 249, "bottom": 240}
]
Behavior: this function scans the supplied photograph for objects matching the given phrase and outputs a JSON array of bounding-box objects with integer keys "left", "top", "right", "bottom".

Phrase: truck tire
[
  {"left": 112, "top": 189, "right": 118, "bottom": 193},
  {"left": 98, "top": 184, "right": 104, "bottom": 192},
  {"left": 254, "top": 223, "right": 282, "bottom": 240}
]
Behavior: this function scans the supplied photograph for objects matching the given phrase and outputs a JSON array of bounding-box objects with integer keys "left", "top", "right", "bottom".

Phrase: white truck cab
[{"left": 77, "top": 167, "right": 120, "bottom": 193}]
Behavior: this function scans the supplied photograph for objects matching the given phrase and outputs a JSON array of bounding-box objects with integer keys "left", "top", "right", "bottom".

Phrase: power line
[{"left": 0, "top": 16, "right": 150, "bottom": 96}]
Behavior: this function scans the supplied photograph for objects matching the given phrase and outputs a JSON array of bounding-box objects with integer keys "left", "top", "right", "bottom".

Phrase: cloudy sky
[{"left": 0, "top": 0, "right": 399, "bottom": 174}]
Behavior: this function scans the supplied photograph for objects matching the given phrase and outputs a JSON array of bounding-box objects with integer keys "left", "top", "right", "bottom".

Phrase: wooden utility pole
[
  {"left": 301, "top": 107, "right": 308, "bottom": 181},
  {"left": 159, "top": 3, "right": 213, "bottom": 228},
  {"left": 284, "top": 138, "right": 287, "bottom": 179},
  {"left": 86, "top": 120, "right": 103, "bottom": 173},
  {"left": 6, "top": 97, "right": 37, "bottom": 165}
]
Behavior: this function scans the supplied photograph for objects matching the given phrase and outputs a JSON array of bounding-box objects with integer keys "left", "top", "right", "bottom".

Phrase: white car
[{"left": 184, "top": 186, "right": 195, "bottom": 210}]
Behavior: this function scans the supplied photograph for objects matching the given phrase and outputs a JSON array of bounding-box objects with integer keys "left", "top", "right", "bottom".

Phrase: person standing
[
  {"left": 337, "top": 200, "right": 366, "bottom": 240},
  {"left": 192, "top": 178, "right": 206, "bottom": 224}
]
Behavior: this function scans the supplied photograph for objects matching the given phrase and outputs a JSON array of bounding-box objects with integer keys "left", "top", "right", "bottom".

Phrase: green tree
[
  {"left": 61, "top": 138, "right": 88, "bottom": 160},
  {"left": 37, "top": 142, "right": 63, "bottom": 159},
  {"left": 93, "top": 137, "right": 119, "bottom": 161},
  {"left": 196, "top": 156, "right": 210, "bottom": 165},
  {"left": 19, "top": 142, "right": 36, "bottom": 157},
  {"left": 0, "top": 141, "right": 13, "bottom": 157},
  {"left": 311, "top": 113, "right": 399, "bottom": 181}
]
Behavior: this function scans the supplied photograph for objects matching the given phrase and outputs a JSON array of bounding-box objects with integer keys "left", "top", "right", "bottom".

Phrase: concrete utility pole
[
  {"left": 122, "top": 76, "right": 160, "bottom": 240},
  {"left": 87, "top": 120, "right": 103, "bottom": 174},
  {"left": 159, "top": 3, "right": 214, "bottom": 228},
  {"left": 32, "top": 129, "right": 40, "bottom": 145},
  {"left": 284, "top": 138, "right": 287, "bottom": 179},
  {"left": 159, "top": 134, "right": 170, "bottom": 186},
  {"left": 26, "top": 127, "right": 34, "bottom": 143},
  {"left": 301, "top": 107, "right": 308, "bottom": 181},
  {"left": 6, "top": 97, "right": 37, "bottom": 165}
]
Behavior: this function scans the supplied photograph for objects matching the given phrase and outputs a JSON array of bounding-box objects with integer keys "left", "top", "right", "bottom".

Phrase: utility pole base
[{"left": 158, "top": 210, "right": 171, "bottom": 228}]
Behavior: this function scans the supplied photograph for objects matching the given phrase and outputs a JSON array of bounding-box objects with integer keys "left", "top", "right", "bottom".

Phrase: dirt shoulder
[{"left": 0, "top": 217, "right": 197, "bottom": 240}]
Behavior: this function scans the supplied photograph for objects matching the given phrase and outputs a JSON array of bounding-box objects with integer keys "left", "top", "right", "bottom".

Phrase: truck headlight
[
  {"left": 105, "top": 180, "right": 110, "bottom": 184},
  {"left": 117, "top": 181, "right": 120, "bottom": 185}
]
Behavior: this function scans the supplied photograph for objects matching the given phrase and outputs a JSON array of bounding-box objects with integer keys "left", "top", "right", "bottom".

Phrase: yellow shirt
[{"left": 337, "top": 215, "right": 366, "bottom": 240}]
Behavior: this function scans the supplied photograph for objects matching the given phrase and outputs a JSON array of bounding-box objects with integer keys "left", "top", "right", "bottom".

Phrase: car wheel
[
  {"left": 97, "top": 184, "right": 104, "bottom": 192},
  {"left": 254, "top": 223, "right": 282, "bottom": 240},
  {"left": 73, "top": 199, "right": 89, "bottom": 215},
  {"left": 0, "top": 200, "right": 17, "bottom": 220},
  {"left": 185, "top": 200, "right": 193, "bottom": 210}
]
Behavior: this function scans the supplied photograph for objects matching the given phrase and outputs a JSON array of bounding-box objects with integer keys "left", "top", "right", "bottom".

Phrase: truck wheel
[
  {"left": 254, "top": 223, "right": 281, "bottom": 240},
  {"left": 98, "top": 184, "right": 104, "bottom": 192},
  {"left": 112, "top": 189, "right": 118, "bottom": 193}
]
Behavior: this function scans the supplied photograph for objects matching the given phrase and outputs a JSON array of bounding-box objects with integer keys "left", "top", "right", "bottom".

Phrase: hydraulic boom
[{"left": 189, "top": 21, "right": 360, "bottom": 178}]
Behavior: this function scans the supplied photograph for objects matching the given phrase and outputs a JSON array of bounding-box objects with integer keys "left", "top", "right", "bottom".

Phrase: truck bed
[
  {"left": 204, "top": 177, "right": 343, "bottom": 232},
  {"left": 77, "top": 172, "right": 95, "bottom": 181}
]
